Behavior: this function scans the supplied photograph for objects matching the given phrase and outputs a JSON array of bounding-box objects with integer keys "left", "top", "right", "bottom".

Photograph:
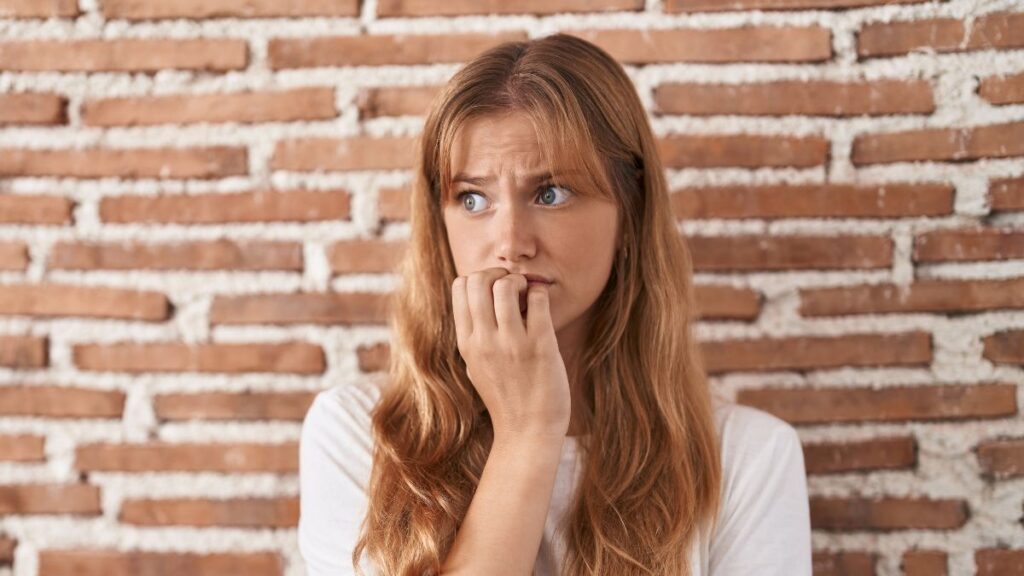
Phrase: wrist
[{"left": 492, "top": 426, "right": 568, "bottom": 450}]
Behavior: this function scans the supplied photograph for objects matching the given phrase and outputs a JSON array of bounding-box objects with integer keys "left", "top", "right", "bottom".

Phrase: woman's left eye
[{"left": 536, "top": 185, "right": 573, "bottom": 206}]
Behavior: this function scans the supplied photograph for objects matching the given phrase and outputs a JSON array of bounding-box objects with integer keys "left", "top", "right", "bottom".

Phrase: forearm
[{"left": 440, "top": 433, "right": 565, "bottom": 576}]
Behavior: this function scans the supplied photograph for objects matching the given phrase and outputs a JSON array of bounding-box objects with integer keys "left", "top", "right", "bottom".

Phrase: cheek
[
  {"left": 444, "top": 222, "right": 475, "bottom": 275},
  {"left": 555, "top": 231, "right": 616, "bottom": 302}
]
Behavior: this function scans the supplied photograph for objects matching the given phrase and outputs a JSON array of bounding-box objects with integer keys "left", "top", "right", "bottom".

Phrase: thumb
[{"left": 525, "top": 282, "right": 553, "bottom": 335}]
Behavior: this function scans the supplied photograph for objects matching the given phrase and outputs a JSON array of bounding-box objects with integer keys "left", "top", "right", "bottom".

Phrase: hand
[{"left": 451, "top": 267, "right": 571, "bottom": 440}]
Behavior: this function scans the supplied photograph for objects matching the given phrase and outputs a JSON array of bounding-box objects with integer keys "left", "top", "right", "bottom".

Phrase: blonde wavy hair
[{"left": 353, "top": 33, "right": 722, "bottom": 575}]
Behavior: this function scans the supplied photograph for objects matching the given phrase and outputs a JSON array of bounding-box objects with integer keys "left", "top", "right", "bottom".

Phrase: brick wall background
[{"left": 1, "top": 0, "right": 1023, "bottom": 574}]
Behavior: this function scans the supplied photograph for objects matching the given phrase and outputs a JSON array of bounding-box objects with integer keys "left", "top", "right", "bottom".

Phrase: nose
[{"left": 495, "top": 202, "right": 536, "bottom": 262}]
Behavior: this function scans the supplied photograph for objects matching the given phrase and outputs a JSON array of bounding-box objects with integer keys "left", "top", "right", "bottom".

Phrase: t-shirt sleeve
[
  {"left": 708, "top": 405, "right": 813, "bottom": 576},
  {"left": 298, "top": 384, "right": 378, "bottom": 576}
]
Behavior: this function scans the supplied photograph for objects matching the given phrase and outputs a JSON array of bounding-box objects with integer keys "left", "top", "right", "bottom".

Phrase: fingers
[
  {"left": 451, "top": 276, "right": 472, "bottom": 348},
  {"left": 525, "top": 282, "right": 553, "bottom": 337},
  {"left": 466, "top": 267, "right": 510, "bottom": 333},
  {"left": 493, "top": 274, "right": 527, "bottom": 337}
]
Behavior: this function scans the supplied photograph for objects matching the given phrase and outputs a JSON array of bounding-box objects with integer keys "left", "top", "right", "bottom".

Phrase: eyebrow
[{"left": 452, "top": 171, "right": 576, "bottom": 186}]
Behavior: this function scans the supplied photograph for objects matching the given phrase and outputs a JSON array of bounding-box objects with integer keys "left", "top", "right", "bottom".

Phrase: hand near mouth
[
  {"left": 518, "top": 277, "right": 553, "bottom": 318},
  {"left": 451, "top": 267, "right": 569, "bottom": 440}
]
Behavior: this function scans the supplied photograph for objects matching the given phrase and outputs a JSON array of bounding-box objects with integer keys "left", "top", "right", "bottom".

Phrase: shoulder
[
  {"left": 298, "top": 380, "right": 384, "bottom": 575},
  {"left": 304, "top": 379, "right": 383, "bottom": 438},
  {"left": 305, "top": 379, "right": 382, "bottom": 430},
  {"left": 711, "top": 396, "right": 802, "bottom": 469},
  {"left": 710, "top": 397, "right": 805, "bottom": 500},
  {"left": 703, "top": 397, "right": 812, "bottom": 574},
  {"left": 300, "top": 379, "right": 384, "bottom": 490}
]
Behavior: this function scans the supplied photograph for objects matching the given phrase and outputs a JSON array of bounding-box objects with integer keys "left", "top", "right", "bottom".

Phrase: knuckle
[
  {"left": 467, "top": 273, "right": 486, "bottom": 291},
  {"left": 505, "top": 341, "right": 528, "bottom": 361}
]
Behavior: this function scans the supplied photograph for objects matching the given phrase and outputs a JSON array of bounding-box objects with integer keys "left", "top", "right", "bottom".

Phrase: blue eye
[
  {"left": 537, "top": 185, "right": 572, "bottom": 206},
  {"left": 455, "top": 185, "right": 574, "bottom": 214},
  {"left": 458, "top": 191, "right": 489, "bottom": 214}
]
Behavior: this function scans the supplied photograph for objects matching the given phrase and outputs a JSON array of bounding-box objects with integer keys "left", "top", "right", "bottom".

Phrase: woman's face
[{"left": 442, "top": 111, "right": 620, "bottom": 337}]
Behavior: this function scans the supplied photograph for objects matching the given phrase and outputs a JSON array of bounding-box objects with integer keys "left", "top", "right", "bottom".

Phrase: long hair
[{"left": 353, "top": 33, "right": 722, "bottom": 575}]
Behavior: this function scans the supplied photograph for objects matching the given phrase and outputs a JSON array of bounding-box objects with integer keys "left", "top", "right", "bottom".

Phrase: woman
[{"left": 299, "top": 33, "right": 812, "bottom": 575}]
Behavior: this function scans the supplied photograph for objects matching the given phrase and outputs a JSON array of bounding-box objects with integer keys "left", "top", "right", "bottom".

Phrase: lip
[{"left": 522, "top": 273, "right": 554, "bottom": 284}]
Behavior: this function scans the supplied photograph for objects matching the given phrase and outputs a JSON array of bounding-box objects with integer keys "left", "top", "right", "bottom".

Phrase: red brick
[
  {"left": 82, "top": 88, "right": 336, "bottom": 127},
  {"left": 0, "top": 147, "right": 248, "bottom": 179},
  {"left": 693, "top": 285, "right": 762, "bottom": 321},
  {"left": 0, "top": 39, "right": 247, "bottom": 72},
  {"left": 0, "top": 434, "right": 45, "bottom": 462},
  {"left": 378, "top": 0, "right": 643, "bottom": 17},
  {"left": 654, "top": 80, "right": 934, "bottom": 116},
  {"left": 0, "top": 386, "right": 124, "bottom": 419},
  {"left": 272, "top": 137, "right": 416, "bottom": 172},
  {"left": 688, "top": 235, "right": 892, "bottom": 271},
  {"left": 73, "top": 342, "right": 326, "bottom": 375},
  {"left": 977, "top": 438, "right": 1024, "bottom": 479},
  {"left": 38, "top": 550, "right": 283, "bottom": 576},
  {"left": 568, "top": 27, "right": 831, "bottom": 64},
  {"left": 100, "top": 189, "right": 350, "bottom": 224},
  {"left": 799, "top": 278, "right": 1024, "bottom": 317},
  {"left": 357, "top": 342, "right": 389, "bottom": 373},
  {"left": 812, "top": 551, "right": 877, "bottom": 576},
  {"left": 119, "top": 496, "right": 299, "bottom": 527},
  {"left": 328, "top": 239, "right": 406, "bottom": 274},
  {"left": 0, "top": 0, "right": 78, "bottom": 18},
  {"left": 990, "top": 177, "right": 1024, "bottom": 213},
  {"left": 739, "top": 383, "right": 1017, "bottom": 425},
  {"left": 658, "top": 134, "right": 829, "bottom": 168},
  {"left": 667, "top": 0, "right": 927, "bottom": 11},
  {"left": 811, "top": 497, "right": 968, "bottom": 530},
  {"left": 984, "top": 330, "right": 1024, "bottom": 366},
  {"left": 0, "top": 283, "right": 169, "bottom": 321},
  {"left": 673, "top": 183, "right": 952, "bottom": 220},
  {"left": 975, "top": 548, "right": 1024, "bottom": 576},
  {"left": 803, "top": 436, "right": 916, "bottom": 475},
  {"left": 102, "top": 0, "right": 358, "bottom": 19},
  {"left": 0, "top": 335, "right": 47, "bottom": 369},
  {"left": 902, "top": 550, "right": 948, "bottom": 576},
  {"left": 209, "top": 292, "right": 391, "bottom": 326},
  {"left": 979, "top": 71, "right": 1024, "bottom": 106},
  {"left": 914, "top": 228, "right": 1024, "bottom": 263},
  {"left": 49, "top": 239, "right": 303, "bottom": 271},
  {"left": 357, "top": 85, "right": 440, "bottom": 118},
  {"left": 852, "top": 121, "right": 1024, "bottom": 165},
  {"left": 0, "top": 93, "right": 66, "bottom": 125},
  {"left": 858, "top": 12, "right": 1024, "bottom": 59},
  {"left": 154, "top": 391, "right": 316, "bottom": 421},
  {"left": 702, "top": 331, "right": 931, "bottom": 375},
  {"left": 0, "top": 483, "right": 101, "bottom": 515},
  {"left": 0, "top": 242, "right": 28, "bottom": 271},
  {"left": 75, "top": 442, "right": 298, "bottom": 473},
  {"left": 379, "top": 186, "right": 410, "bottom": 221},
  {"left": 0, "top": 194, "right": 74, "bottom": 225},
  {"left": 268, "top": 32, "right": 526, "bottom": 69}
]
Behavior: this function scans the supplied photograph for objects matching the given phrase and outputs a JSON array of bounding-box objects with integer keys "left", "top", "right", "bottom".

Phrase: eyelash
[{"left": 454, "top": 184, "right": 574, "bottom": 214}]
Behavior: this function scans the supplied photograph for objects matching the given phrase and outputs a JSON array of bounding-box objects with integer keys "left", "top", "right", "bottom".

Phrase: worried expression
[{"left": 442, "top": 111, "right": 620, "bottom": 336}]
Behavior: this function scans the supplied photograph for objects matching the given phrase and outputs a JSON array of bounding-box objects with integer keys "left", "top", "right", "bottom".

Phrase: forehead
[{"left": 449, "top": 112, "right": 551, "bottom": 174}]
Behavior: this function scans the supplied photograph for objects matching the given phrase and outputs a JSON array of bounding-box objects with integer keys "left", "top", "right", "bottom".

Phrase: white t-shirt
[{"left": 298, "top": 379, "right": 813, "bottom": 575}]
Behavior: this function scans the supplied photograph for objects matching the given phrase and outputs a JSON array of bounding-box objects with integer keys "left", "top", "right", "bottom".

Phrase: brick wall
[{"left": 0, "top": 0, "right": 1022, "bottom": 575}]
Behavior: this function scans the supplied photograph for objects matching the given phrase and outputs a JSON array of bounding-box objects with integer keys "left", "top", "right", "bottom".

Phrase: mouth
[
  {"left": 519, "top": 280, "right": 553, "bottom": 315},
  {"left": 523, "top": 273, "right": 554, "bottom": 284}
]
